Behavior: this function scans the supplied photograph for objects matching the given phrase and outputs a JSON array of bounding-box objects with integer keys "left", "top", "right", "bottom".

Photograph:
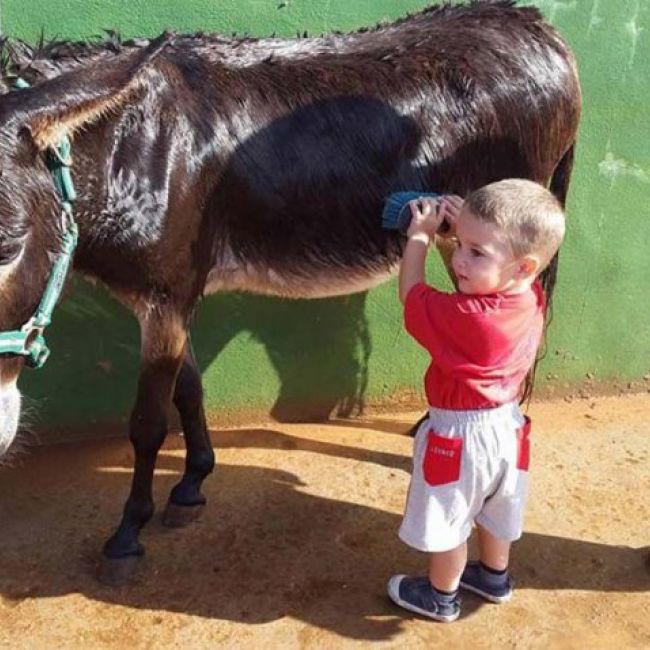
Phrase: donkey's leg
[
  {"left": 99, "top": 311, "right": 187, "bottom": 586},
  {"left": 162, "top": 339, "right": 215, "bottom": 528}
]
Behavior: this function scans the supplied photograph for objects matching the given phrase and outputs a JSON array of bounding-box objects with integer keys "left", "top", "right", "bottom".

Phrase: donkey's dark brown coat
[{"left": 0, "top": 1, "right": 580, "bottom": 582}]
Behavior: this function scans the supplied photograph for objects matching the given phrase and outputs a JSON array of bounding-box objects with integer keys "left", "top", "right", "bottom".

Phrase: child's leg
[
  {"left": 459, "top": 524, "right": 513, "bottom": 603},
  {"left": 429, "top": 542, "right": 467, "bottom": 591},
  {"left": 477, "top": 523, "right": 510, "bottom": 570},
  {"left": 387, "top": 542, "right": 465, "bottom": 622}
]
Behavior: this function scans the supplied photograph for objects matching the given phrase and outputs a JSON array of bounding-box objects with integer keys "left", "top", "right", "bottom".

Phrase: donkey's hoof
[
  {"left": 98, "top": 554, "right": 142, "bottom": 587},
  {"left": 162, "top": 501, "right": 205, "bottom": 528}
]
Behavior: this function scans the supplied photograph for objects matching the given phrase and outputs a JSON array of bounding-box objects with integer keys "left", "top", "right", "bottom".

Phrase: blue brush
[{"left": 382, "top": 191, "right": 449, "bottom": 234}]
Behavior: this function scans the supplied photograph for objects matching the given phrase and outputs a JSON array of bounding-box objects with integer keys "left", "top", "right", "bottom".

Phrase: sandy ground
[{"left": 0, "top": 394, "right": 649, "bottom": 649}]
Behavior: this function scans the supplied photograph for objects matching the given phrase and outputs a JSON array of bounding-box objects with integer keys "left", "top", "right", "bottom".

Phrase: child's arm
[{"left": 398, "top": 198, "right": 447, "bottom": 304}]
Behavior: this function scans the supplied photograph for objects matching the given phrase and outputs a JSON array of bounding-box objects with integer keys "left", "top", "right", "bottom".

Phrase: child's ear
[{"left": 517, "top": 255, "right": 540, "bottom": 278}]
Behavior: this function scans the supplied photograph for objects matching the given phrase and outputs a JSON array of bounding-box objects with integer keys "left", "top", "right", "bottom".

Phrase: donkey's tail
[
  {"left": 522, "top": 142, "right": 576, "bottom": 404},
  {"left": 541, "top": 142, "right": 576, "bottom": 301},
  {"left": 549, "top": 142, "right": 576, "bottom": 205}
]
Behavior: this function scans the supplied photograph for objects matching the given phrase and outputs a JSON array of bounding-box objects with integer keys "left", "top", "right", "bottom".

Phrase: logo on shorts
[{"left": 432, "top": 446, "right": 455, "bottom": 458}]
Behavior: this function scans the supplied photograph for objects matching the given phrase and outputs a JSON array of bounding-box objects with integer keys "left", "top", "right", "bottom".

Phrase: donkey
[{"left": 0, "top": 1, "right": 580, "bottom": 584}]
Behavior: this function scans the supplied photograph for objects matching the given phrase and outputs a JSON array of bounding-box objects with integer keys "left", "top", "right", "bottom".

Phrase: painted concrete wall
[{"left": 2, "top": 0, "right": 649, "bottom": 432}]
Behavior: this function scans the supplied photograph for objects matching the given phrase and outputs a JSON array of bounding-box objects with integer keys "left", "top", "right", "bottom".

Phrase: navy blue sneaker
[
  {"left": 459, "top": 562, "right": 513, "bottom": 603},
  {"left": 387, "top": 575, "right": 460, "bottom": 622}
]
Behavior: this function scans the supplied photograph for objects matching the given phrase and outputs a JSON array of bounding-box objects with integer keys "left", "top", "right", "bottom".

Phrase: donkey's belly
[{"left": 204, "top": 253, "right": 398, "bottom": 299}]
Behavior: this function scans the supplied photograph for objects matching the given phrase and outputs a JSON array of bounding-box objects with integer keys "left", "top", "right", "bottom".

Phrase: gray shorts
[{"left": 399, "top": 401, "right": 530, "bottom": 553}]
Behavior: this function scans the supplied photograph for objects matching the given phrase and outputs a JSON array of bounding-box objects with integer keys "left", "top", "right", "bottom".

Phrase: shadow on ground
[{"left": 0, "top": 426, "right": 647, "bottom": 641}]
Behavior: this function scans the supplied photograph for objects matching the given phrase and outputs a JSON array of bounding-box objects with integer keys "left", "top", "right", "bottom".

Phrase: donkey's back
[{"left": 156, "top": 1, "right": 580, "bottom": 299}]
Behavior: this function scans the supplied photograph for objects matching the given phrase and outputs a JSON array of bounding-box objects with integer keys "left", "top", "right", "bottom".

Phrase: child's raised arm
[{"left": 399, "top": 198, "right": 446, "bottom": 304}]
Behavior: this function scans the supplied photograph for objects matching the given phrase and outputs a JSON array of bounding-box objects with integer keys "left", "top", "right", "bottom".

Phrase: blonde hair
[{"left": 465, "top": 179, "right": 565, "bottom": 272}]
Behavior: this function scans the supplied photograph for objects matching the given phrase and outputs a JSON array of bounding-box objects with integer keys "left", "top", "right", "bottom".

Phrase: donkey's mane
[{"left": 0, "top": 1, "right": 535, "bottom": 81}]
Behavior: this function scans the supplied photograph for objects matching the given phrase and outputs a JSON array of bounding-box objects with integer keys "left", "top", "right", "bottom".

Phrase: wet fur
[{"left": 0, "top": 2, "right": 580, "bottom": 311}]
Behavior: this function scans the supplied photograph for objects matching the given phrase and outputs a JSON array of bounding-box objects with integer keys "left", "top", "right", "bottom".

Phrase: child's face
[{"left": 451, "top": 208, "right": 528, "bottom": 295}]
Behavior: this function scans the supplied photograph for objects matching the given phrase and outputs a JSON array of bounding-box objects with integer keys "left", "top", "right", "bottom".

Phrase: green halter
[{"left": 0, "top": 78, "right": 79, "bottom": 368}]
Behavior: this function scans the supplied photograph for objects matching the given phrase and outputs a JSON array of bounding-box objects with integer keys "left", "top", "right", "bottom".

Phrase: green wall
[{"left": 2, "top": 1, "right": 649, "bottom": 433}]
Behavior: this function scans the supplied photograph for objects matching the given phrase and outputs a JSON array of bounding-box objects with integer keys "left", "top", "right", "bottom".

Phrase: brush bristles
[{"left": 382, "top": 191, "right": 439, "bottom": 231}]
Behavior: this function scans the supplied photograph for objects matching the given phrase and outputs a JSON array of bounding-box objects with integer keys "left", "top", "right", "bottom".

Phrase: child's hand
[
  {"left": 437, "top": 195, "right": 464, "bottom": 237},
  {"left": 406, "top": 197, "right": 443, "bottom": 241}
]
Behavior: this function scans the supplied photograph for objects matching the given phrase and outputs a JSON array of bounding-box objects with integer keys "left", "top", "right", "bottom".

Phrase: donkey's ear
[{"left": 17, "top": 31, "right": 173, "bottom": 150}]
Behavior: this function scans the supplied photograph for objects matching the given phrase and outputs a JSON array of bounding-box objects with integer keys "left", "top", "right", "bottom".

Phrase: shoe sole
[
  {"left": 459, "top": 580, "right": 512, "bottom": 604},
  {"left": 387, "top": 575, "right": 460, "bottom": 623}
]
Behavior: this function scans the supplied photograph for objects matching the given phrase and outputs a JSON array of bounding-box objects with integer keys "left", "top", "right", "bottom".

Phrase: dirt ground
[{"left": 1, "top": 394, "right": 649, "bottom": 649}]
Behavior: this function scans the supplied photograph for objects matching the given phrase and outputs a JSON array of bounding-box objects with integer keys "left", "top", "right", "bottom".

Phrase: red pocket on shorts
[
  {"left": 422, "top": 431, "right": 463, "bottom": 486},
  {"left": 516, "top": 416, "right": 531, "bottom": 471}
]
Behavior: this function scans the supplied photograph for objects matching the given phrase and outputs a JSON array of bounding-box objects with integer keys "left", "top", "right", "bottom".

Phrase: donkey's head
[{"left": 0, "top": 34, "right": 172, "bottom": 458}]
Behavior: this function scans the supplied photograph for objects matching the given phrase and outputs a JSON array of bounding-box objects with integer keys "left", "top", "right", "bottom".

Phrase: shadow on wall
[
  {"left": 21, "top": 281, "right": 373, "bottom": 441},
  {"left": 192, "top": 291, "right": 372, "bottom": 422}
]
